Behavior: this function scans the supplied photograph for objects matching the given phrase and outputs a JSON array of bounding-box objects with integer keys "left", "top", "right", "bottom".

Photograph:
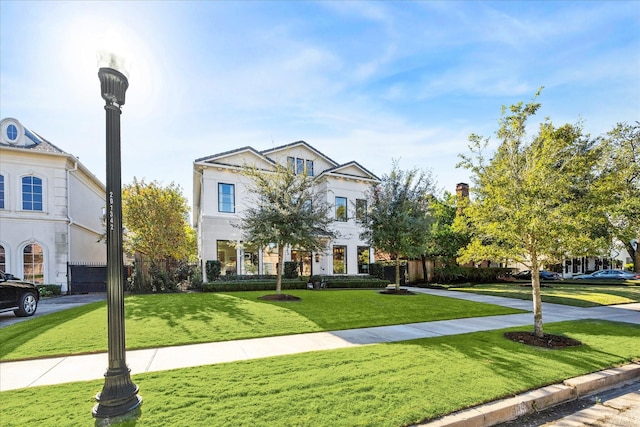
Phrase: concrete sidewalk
[{"left": 1, "top": 288, "right": 638, "bottom": 393}]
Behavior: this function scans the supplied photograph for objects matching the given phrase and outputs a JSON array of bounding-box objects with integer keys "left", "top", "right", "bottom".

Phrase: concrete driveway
[{"left": 0, "top": 293, "right": 106, "bottom": 328}]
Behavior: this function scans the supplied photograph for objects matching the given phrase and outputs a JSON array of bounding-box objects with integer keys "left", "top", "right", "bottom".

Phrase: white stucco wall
[
  {"left": 194, "top": 142, "right": 377, "bottom": 279},
  {"left": 0, "top": 136, "right": 105, "bottom": 291}
]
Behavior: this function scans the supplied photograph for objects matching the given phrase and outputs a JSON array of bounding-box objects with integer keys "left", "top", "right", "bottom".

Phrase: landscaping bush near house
[
  {"left": 284, "top": 262, "right": 299, "bottom": 279},
  {"left": 201, "top": 276, "right": 389, "bottom": 292},
  {"left": 206, "top": 260, "right": 222, "bottom": 282},
  {"left": 36, "top": 284, "right": 62, "bottom": 297},
  {"left": 368, "top": 262, "right": 384, "bottom": 279},
  {"left": 321, "top": 275, "right": 389, "bottom": 289},
  {"left": 432, "top": 266, "right": 512, "bottom": 284},
  {"left": 202, "top": 279, "right": 309, "bottom": 292}
]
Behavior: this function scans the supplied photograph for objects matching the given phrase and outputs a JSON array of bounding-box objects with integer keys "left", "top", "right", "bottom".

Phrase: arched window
[
  {"left": 23, "top": 243, "right": 44, "bottom": 284},
  {"left": 0, "top": 245, "right": 5, "bottom": 272},
  {"left": 22, "top": 176, "right": 43, "bottom": 211}
]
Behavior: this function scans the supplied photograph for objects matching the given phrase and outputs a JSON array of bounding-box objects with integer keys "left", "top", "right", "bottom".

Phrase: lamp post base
[{"left": 92, "top": 367, "right": 142, "bottom": 421}]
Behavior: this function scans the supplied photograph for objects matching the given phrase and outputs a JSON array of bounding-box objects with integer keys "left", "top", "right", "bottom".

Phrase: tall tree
[
  {"left": 597, "top": 122, "right": 640, "bottom": 272},
  {"left": 420, "top": 193, "right": 470, "bottom": 279},
  {"left": 360, "top": 161, "right": 436, "bottom": 290},
  {"left": 456, "top": 91, "right": 607, "bottom": 337},
  {"left": 239, "top": 162, "right": 337, "bottom": 295},
  {"left": 122, "top": 178, "right": 195, "bottom": 264}
]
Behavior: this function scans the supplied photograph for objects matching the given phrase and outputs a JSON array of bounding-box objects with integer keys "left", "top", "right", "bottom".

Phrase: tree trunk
[
  {"left": 276, "top": 244, "right": 284, "bottom": 295},
  {"left": 421, "top": 255, "right": 428, "bottom": 283},
  {"left": 627, "top": 240, "right": 639, "bottom": 273},
  {"left": 395, "top": 257, "right": 401, "bottom": 291},
  {"left": 530, "top": 252, "right": 544, "bottom": 337}
]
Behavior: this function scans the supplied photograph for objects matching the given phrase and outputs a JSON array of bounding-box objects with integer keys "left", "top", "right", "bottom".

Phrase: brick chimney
[
  {"left": 456, "top": 182, "right": 469, "bottom": 198},
  {"left": 455, "top": 182, "right": 469, "bottom": 214}
]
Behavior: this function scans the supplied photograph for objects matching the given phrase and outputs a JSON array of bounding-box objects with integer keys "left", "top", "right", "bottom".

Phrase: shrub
[
  {"left": 206, "top": 260, "right": 222, "bottom": 282},
  {"left": 284, "top": 262, "right": 299, "bottom": 279},
  {"left": 201, "top": 275, "right": 389, "bottom": 292},
  {"left": 432, "top": 266, "right": 512, "bottom": 284},
  {"left": 368, "top": 263, "right": 384, "bottom": 279},
  {"left": 37, "top": 284, "right": 62, "bottom": 297}
]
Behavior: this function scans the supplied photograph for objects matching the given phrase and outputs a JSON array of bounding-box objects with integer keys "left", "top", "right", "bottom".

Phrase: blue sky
[{"left": 1, "top": 1, "right": 639, "bottom": 209}]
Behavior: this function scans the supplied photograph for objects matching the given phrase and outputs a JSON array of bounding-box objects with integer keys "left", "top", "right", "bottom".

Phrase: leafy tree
[
  {"left": 238, "top": 162, "right": 337, "bottom": 295},
  {"left": 122, "top": 178, "right": 196, "bottom": 264},
  {"left": 420, "top": 193, "right": 470, "bottom": 279},
  {"left": 597, "top": 122, "right": 640, "bottom": 272},
  {"left": 360, "top": 161, "right": 436, "bottom": 290},
  {"left": 456, "top": 91, "right": 608, "bottom": 337}
]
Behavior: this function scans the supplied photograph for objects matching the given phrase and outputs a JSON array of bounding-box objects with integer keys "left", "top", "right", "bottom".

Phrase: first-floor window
[
  {"left": 333, "top": 246, "right": 346, "bottom": 274},
  {"left": 217, "top": 240, "right": 237, "bottom": 275},
  {"left": 357, "top": 246, "right": 370, "bottom": 274},
  {"left": 0, "top": 244, "right": 5, "bottom": 272},
  {"left": 218, "top": 183, "right": 235, "bottom": 213},
  {"left": 262, "top": 243, "right": 278, "bottom": 275},
  {"left": 242, "top": 243, "right": 259, "bottom": 275},
  {"left": 23, "top": 243, "right": 44, "bottom": 284}
]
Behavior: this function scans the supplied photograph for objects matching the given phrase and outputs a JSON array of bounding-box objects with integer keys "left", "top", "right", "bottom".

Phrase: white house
[
  {"left": 0, "top": 118, "right": 106, "bottom": 291},
  {"left": 193, "top": 141, "right": 379, "bottom": 279}
]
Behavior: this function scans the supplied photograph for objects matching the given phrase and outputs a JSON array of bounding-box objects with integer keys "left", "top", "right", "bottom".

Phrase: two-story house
[
  {"left": 0, "top": 118, "right": 106, "bottom": 291},
  {"left": 193, "top": 141, "right": 379, "bottom": 280}
]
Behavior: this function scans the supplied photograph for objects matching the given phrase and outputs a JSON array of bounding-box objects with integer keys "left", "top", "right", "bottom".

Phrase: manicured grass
[
  {"left": 454, "top": 282, "right": 640, "bottom": 307},
  {"left": 0, "top": 290, "right": 523, "bottom": 361},
  {"left": 1, "top": 320, "right": 638, "bottom": 427}
]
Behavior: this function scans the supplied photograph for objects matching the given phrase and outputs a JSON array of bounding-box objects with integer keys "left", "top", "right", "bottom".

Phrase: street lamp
[{"left": 93, "top": 52, "right": 142, "bottom": 422}]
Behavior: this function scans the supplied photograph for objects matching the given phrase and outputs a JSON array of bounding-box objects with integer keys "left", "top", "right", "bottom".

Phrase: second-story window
[
  {"left": 335, "top": 196, "right": 347, "bottom": 222},
  {"left": 218, "top": 183, "right": 235, "bottom": 213},
  {"left": 287, "top": 156, "right": 314, "bottom": 176},
  {"left": 22, "top": 176, "right": 43, "bottom": 211},
  {"left": 356, "top": 199, "right": 367, "bottom": 222}
]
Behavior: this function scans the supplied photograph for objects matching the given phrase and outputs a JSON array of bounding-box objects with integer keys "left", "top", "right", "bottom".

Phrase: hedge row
[
  {"left": 432, "top": 267, "right": 513, "bottom": 284},
  {"left": 201, "top": 276, "right": 390, "bottom": 292}
]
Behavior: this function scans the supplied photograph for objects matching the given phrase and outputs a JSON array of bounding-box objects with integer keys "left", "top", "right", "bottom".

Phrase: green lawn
[
  {"left": 1, "top": 320, "right": 638, "bottom": 427},
  {"left": 454, "top": 282, "right": 640, "bottom": 307},
  {"left": 0, "top": 290, "right": 523, "bottom": 361}
]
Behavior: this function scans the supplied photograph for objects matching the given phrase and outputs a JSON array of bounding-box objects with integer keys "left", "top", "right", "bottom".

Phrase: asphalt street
[
  {"left": 496, "top": 379, "right": 640, "bottom": 427},
  {"left": 0, "top": 293, "right": 106, "bottom": 328}
]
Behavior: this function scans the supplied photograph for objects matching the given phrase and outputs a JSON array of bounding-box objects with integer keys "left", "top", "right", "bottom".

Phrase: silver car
[{"left": 573, "top": 269, "right": 640, "bottom": 280}]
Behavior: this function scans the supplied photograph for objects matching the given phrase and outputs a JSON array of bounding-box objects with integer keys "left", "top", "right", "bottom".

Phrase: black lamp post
[{"left": 93, "top": 55, "right": 142, "bottom": 422}]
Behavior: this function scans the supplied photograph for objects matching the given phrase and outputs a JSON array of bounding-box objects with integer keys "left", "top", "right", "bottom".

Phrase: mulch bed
[
  {"left": 258, "top": 294, "right": 301, "bottom": 302},
  {"left": 504, "top": 331, "right": 583, "bottom": 349},
  {"left": 379, "top": 288, "right": 416, "bottom": 295}
]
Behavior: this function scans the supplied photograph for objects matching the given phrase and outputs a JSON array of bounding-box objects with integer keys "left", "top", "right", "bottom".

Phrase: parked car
[
  {"left": 513, "top": 270, "right": 561, "bottom": 280},
  {"left": 0, "top": 271, "right": 40, "bottom": 317},
  {"left": 573, "top": 269, "right": 640, "bottom": 280}
]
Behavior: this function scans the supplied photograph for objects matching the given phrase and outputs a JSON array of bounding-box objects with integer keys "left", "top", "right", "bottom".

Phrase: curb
[{"left": 416, "top": 362, "right": 640, "bottom": 427}]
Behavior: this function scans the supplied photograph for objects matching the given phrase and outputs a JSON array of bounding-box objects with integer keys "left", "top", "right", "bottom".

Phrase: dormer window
[{"left": 6, "top": 124, "right": 18, "bottom": 141}]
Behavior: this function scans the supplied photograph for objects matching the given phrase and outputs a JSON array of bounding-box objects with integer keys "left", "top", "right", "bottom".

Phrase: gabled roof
[
  {"left": 320, "top": 161, "right": 380, "bottom": 182},
  {"left": 261, "top": 140, "right": 339, "bottom": 167},
  {"left": 194, "top": 146, "right": 276, "bottom": 170},
  {"left": 0, "top": 117, "right": 66, "bottom": 154}
]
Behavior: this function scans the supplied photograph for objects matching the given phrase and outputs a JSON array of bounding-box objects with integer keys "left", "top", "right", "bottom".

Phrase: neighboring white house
[
  {"left": 0, "top": 118, "right": 106, "bottom": 291},
  {"left": 193, "top": 141, "right": 379, "bottom": 279}
]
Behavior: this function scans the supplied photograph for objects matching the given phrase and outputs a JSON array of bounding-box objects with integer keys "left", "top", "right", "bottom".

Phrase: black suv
[{"left": 0, "top": 271, "right": 40, "bottom": 317}]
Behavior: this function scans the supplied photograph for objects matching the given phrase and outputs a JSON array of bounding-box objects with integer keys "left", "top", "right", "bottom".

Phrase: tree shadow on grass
[
  {"left": 124, "top": 293, "right": 263, "bottom": 329},
  {"left": 0, "top": 301, "right": 106, "bottom": 360},
  {"left": 390, "top": 319, "right": 640, "bottom": 401}
]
